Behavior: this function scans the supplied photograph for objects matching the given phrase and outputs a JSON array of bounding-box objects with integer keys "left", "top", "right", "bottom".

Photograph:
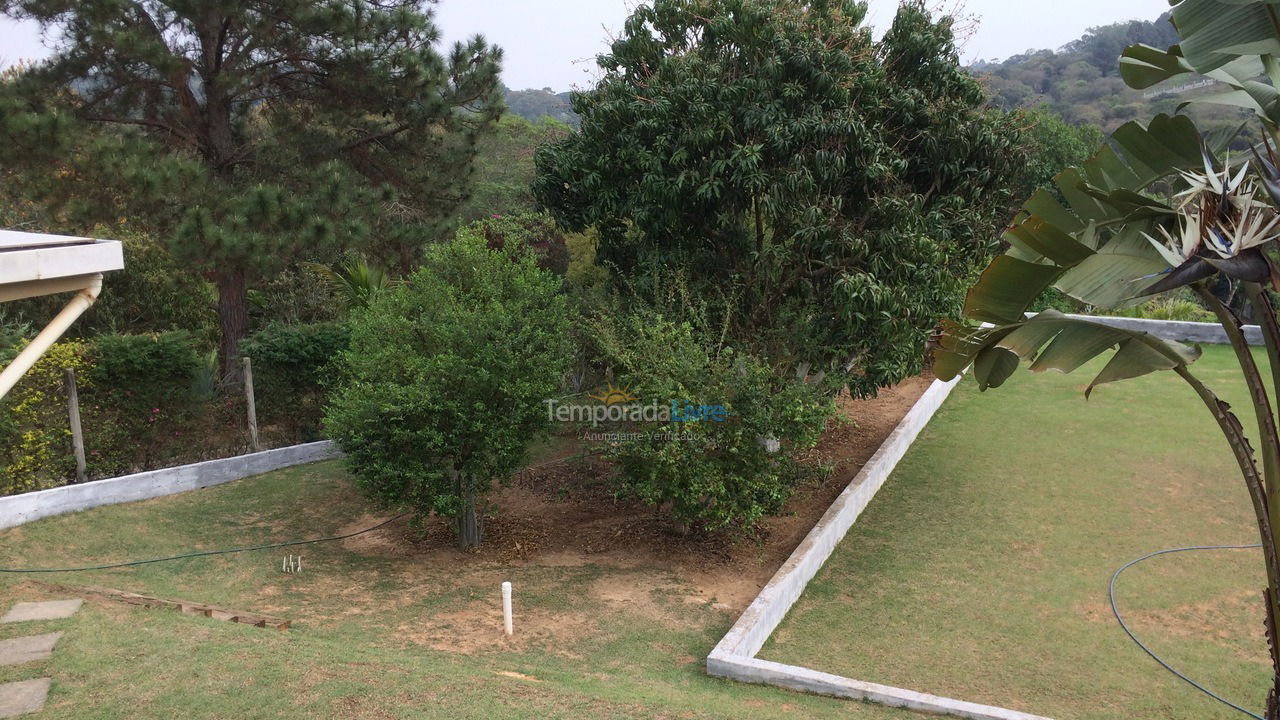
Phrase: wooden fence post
[
  {"left": 64, "top": 367, "right": 87, "bottom": 483},
  {"left": 243, "top": 357, "right": 260, "bottom": 452}
]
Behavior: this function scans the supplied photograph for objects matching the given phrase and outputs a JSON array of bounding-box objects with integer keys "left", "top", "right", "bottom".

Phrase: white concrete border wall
[
  {"left": 707, "top": 314, "right": 1247, "bottom": 718},
  {"left": 709, "top": 376, "right": 963, "bottom": 660},
  {"left": 0, "top": 441, "right": 340, "bottom": 530},
  {"left": 1051, "top": 313, "right": 1260, "bottom": 345},
  {"left": 706, "top": 376, "right": 1054, "bottom": 720}
]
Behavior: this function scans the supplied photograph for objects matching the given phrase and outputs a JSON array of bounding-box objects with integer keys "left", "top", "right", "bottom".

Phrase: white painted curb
[
  {"left": 706, "top": 376, "right": 1053, "bottom": 720},
  {"left": 0, "top": 441, "right": 340, "bottom": 530},
  {"left": 1044, "top": 313, "right": 1260, "bottom": 346},
  {"left": 706, "top": 314, "right": 1247, "bottom": 718}
]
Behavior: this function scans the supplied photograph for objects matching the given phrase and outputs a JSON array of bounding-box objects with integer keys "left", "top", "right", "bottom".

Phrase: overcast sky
[{"left": 0, "top": 0, "right": 1171, "bottom": 92}]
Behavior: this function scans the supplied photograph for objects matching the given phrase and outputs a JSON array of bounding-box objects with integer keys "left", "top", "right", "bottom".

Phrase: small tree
[
  {"left": 324, "top": 236, "right": 570, "bottom": 549},
  {"left": 939, "top": 2, "right": 1280, "bottom": 713}
]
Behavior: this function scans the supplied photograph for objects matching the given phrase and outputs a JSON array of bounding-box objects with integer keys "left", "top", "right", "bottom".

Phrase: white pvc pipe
[
  {"left": 502, "top": 581, "right": 513, "bottom": 636},
  {"left": 0, "top": 274, "right": 102, "bottom": 401}
]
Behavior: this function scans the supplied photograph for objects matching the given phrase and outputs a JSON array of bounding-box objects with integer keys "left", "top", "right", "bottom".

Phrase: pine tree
[{"left": 0, "top": 0, "right": 503, "bottom": 381}]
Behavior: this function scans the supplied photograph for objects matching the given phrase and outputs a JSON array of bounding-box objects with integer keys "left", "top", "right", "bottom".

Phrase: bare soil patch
[{"left": 340, "top": 375, "right": 933, "bottom": 613}]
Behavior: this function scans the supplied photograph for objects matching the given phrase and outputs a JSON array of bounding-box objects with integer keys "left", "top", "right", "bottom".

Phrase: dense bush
[
  {"left": 0, "top": 341, "right": 92, "bottom": 494},
  {"left": 91, "top": 332, "right": 202, "bottom": 395},
  {"left": 456, "top": 212, "right": 570, "bottom": 276},
  {"left": 324, "top": 236, "right": 571, "bottom": 548},
  {"left": 85, "top": 331, "right": 205, "bottom": 476},
  {"left": 592, "top": 309, "right": 835, "bottom": 533},
  {"left": 248, "top": 265, "right": 344, "bottom": 327},
  {"left": 241, "top": 322, "right": 350, "bottom": 438}
]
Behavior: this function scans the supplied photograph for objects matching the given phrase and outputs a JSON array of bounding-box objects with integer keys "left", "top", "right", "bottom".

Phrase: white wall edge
[
  {"left": 705, "top": 374, "right": 1061, "bottom": 720},
  {"left": 1048, "top": 313, "right": 1258, "bottom": 346},
  {"left": 0, "top": 441, "right": 341, "bottom": 530},
  {"left": 706, "top": 653, "right": 1052, "bottom": 720},
  {"left": 711, "top": 375, "right": 963, "bottom": 660},
  {"left": 704, "top": 314, "right": 1245, "bottom": 716}
]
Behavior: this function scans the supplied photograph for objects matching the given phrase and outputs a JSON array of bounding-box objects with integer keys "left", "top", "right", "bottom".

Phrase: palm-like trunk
[{"left": 1188, "top": 282, "right": 1280, "bottom": 717}]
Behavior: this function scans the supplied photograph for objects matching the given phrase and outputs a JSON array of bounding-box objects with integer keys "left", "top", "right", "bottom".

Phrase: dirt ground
[{"left": 339, "top": 375, "right": 933, "bottom": 613}]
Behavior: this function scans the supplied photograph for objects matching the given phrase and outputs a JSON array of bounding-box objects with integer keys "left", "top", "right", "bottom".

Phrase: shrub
[
  {"left": 240, "top": 322, "right": 350, "bottom": 437},
  {"left": 1108, "top": 292, "right": 1216, "bottom": 323},
  {"left": 86, "top": 331, "right": 203, "bottom": 476},
  {"left": 91, "top": 331, "right": 202, "bottom": 394},
  {"left": 456, "top": 212, "right": 570, "bottom": 276},
  {"left": 592, "top": 310, "right": 835, "bottom": 533},
  {"left": 324, "top": 235, "right": 571, "bottom": 548},
  {"left": 0, "top": 341, "right": 92, "bottom": 494}
]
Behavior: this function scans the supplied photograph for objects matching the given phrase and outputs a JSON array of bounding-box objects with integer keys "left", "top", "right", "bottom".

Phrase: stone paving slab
[
  {"left": 0, "top": 678, "right": 51, "bottom": 718},
  {"left": 1, "top": 600, "right": 82, "bottom": 623},
  {"left": 0, "top": 633, "right": 62, "bottom": 666}
]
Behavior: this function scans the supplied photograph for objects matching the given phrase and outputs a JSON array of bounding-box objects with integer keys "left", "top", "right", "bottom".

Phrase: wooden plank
[{"left": 72, "top": 585, "right": 290, "bottom": 631}]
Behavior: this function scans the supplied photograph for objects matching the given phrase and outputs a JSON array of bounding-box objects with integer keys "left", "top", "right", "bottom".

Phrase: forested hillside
[
  {"left": 974, "top": 11, "right": 1252, "bottom": 142},
  {"left": 503, "top": 86, "right": 577, "bottom": 126}
]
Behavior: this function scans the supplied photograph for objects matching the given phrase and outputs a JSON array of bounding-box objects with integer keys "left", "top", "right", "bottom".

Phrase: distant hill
[
  {"left": 971, "top": 12, "right": 1252, "bottom": 143},
  {"left": 503, "top": 86, "right": 578, "bottom": 127}
]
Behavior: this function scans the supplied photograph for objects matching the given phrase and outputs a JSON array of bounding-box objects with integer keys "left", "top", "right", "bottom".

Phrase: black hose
[
  {"left": 1110, "top": 543, "right": 1265, "bottom": 720},
  {"left": 0, "top": 513, "right": 411, "bottom": 573}
]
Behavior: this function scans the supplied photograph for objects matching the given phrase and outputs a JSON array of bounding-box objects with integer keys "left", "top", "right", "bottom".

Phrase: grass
[
  {"left": 0, "top": 459, "right": 909, "bottom": 719},
  {"left": 761, "top": 344, "right": 1272, "bottom": 720}
]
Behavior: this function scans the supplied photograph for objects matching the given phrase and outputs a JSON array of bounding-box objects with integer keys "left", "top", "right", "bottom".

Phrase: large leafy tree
[
  {"left": 534, "top": 0, "right": 1026, "bottom": 396},
  {"left": 0, "top": 0, "right": 503, "bottom": 380},
  {"left": 939, "top": 0, "right": 1280, "bottom": 714}
]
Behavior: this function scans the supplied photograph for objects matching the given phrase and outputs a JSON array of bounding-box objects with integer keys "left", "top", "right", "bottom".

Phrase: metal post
[
  {"left": 64, "top": 367, "right": 87, "bottom": 483},
  {"left": 243, "top": 356, "right": 260, "bottom": 452}
]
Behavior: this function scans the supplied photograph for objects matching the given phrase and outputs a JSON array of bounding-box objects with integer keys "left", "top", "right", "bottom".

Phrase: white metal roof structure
[{"left": 0, "top": 230, "right": 124, "bottom": 399}]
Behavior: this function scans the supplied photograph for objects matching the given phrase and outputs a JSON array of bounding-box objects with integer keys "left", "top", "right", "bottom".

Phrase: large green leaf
[
  {"left": 962, "top": 256, "right": 1061, "bottom": 325},
  {"left": 934, "top": 311, "right": 1203, "bottom": 396},
  {"left": 1172, "top": 0, "right": 1280, "bottom": 74},
  {"left": 962, "top": 114, "right": 1201, "bottom": 325},
  {"left": 1120, "top": 4, "right": 1280, "bottom": 123}
]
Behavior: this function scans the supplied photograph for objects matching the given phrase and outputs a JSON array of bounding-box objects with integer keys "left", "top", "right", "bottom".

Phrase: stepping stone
[
  {"left": 0, "top": 633, "right": 62, "bottom": 666},
  {"left": 1, "top": 600, "right": 82, "bottom": 623},
  {"left": 0, "top": 678, "right": 50, "bottom": 718}
]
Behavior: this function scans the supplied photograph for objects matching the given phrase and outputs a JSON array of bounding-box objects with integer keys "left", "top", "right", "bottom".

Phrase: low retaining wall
[
  {"left": 708, "top": 311, "right": 1247, "bottom": 717},
  {"left": 710, "top": 376, "right": 962, "bottom": 659},
  {"left": 706, "top": 375, "right": 1054, "bottom": 720},
  {"left": 0, "top": 441, "right": 340, "bottom": 531},
  {"left": 1054, "top": 313, "right": 1261, "bottom": 346}
]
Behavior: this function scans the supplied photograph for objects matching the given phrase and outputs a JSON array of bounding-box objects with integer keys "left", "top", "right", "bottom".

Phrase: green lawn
[
  {"left": 0, "top": 460, "right": 908, "bottom": 720},
  {"left": 762, "top": 344, "right": 1271, "bottom": 720}
]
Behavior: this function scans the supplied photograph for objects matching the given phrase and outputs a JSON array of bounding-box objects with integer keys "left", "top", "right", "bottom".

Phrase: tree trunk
[
  {"left": 215, "top": 269, "right": 249, "bottom": 387},
  {"left": 451, "top": 469, "right": 483, "bottom": 550}
]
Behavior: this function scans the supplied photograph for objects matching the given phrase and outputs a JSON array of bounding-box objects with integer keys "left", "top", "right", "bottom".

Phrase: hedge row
[{"left": 0, "top": 323, "right": 347, "bottom": 495}]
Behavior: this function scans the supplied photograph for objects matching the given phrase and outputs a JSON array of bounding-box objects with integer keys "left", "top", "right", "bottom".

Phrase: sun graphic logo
[{"left": 590, "top": 382, "right": 639, "bottom": 406}]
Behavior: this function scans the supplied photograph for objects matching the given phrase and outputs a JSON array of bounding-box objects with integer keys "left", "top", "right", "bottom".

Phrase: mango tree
[{"left": 937, "top": 0, "right": 1280, "bottom": 714}]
